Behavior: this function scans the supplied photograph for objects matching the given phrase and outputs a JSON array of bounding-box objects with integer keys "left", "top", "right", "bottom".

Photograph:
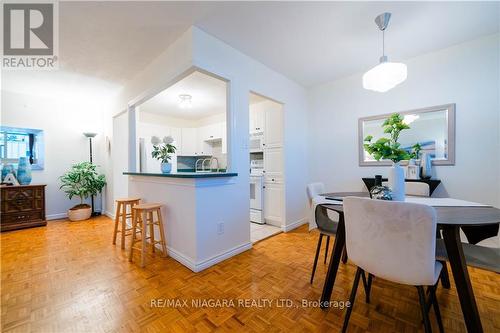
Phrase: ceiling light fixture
[
  {"left": 179, "top": 94, "right": 192, "bottom": 109},
  {"left": 363, "top": 13, "right": 407, "bottom": 93}
]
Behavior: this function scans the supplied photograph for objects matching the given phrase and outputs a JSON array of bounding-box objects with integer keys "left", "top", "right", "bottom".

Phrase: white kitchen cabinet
[
  {"left": 170, "top": 127, "right": 182, "bottom": 151},
  {"left": 263, "top": 147, "right": 283, "bottom": 177},
  {"left": 180, "top": 128, "right": 197, "bottom": 156},
  {"left": 200, "top": 123, "right": 222, "bottom": 141},
  {"left": 264, "top": 182, "right": 283, "bottom": 227},
  {"left": 221, "top": 122, "right": 227, "bottom": 154},
  {"left": 264, "top": 106, "right": 283, "bottom": 148},
  {"left": 249, "top": 107, "right": 265, "bottom": 133},
  {"left": 195, "top": 127, "right": 212, "bottom": 156}
]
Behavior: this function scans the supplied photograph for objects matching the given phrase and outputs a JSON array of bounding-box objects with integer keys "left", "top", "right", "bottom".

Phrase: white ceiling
[
  {"left": 54, "top": 2, "right": 500, "bottom": 87},
  {"left": 138, "top": 71, "right": 227, "bottom": 119}
]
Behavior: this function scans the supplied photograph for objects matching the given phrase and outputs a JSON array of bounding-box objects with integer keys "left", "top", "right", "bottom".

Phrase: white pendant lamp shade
[
  {"left": 363, "top": 61, "right": 407, "bottom": 92},
  {"left": 363, "top": 12, "right": 407, "bottom": 92}
]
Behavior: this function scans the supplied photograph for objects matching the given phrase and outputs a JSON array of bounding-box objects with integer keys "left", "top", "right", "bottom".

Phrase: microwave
[{"left": 249, "top": 132, "right": 264, "bottom": 152}]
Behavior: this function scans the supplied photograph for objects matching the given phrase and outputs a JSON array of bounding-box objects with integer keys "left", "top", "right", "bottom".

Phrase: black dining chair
[{"left": 310, "top": 205, "right": 347, "bottom": 284}]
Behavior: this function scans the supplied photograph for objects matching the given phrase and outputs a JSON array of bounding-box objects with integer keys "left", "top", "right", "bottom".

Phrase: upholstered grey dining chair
[
  {"left": 342, "top": 197, "right": 444, "bottom": 333},
  {"left": 382, "top": 181, "right": 430, "bottom": 196}
]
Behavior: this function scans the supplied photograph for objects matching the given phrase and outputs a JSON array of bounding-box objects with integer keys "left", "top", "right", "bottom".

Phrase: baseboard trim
[
  {"left": 104, "top": 211, "right": 115, "bottom": 220},
  {"left": 167, "top": 242, "right": 252, "bottom": 273},
  {"left": 47, "top": 213, "right": 67, "bottom": 220},
  {"left": 195, "top": 242, "right": 252, "bottom": 272},
  {"left": 281, "top": 217, "right": 308, "bottom": 232}
]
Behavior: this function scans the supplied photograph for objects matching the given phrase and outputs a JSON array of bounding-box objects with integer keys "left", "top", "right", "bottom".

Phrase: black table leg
[
  {"left": 442, "top": 225, "right": 483, "bottom": 333},
  {"left": 320, "top": 213, "right": 345, "bottom": 308}
]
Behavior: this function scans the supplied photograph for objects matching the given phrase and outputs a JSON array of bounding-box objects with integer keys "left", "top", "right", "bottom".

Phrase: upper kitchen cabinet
[
  {"left": 249, "top": 107, "right": 265, "bottom": 133},
  {"left": 200, "top": 123, "right": 222, "bottom": 142},
  {"left": 180, "top": 128, "right": 197, "bottom": 156},
  {"left": 264, "top": 105, "right": 283, "bottom": 148}
]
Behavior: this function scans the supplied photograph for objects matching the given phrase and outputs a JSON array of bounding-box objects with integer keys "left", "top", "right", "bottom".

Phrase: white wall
[
  {"left": 1, "top": 89, "right": 108, "bottom": 219},
  {"left": 308, "top": 34, "right": 500, "bottom": 208},
  {"left": 192, "top": 27, "right": 310, "bottom": 229}
]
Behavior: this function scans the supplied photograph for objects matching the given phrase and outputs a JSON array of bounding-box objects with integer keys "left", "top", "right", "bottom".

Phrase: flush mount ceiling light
[
  {"left": 179, "top": 94, "right": 192, "bottom": 109},
  {"left": 363, "top": 12, "right": 407, "bottom": 93}
]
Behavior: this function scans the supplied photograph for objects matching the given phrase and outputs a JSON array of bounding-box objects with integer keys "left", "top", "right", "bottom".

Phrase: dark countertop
[{"left": 123, "top": 171, "right": 238, "bottom": 178}]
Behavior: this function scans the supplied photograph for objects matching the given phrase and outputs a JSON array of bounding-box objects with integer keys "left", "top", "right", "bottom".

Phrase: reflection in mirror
[{"left": 359, "top": 104, "right": 455, "bottom": 166}]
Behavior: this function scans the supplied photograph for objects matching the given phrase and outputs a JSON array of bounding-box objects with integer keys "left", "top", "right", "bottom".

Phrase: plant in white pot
[
  {"left": 152, "top": 136, "right": 177, "bottom": 173},
  {"left": 363, "top": 113, "right": 412, "bottom": 201},
  {"left": 60, "top": 162, "right": 106, "bottom": 221}
]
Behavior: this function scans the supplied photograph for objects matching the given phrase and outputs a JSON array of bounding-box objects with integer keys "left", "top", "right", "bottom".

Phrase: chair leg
[
  {"left": 129, "top": 210, "right": 138, "bottom": 262},
  {"left": 361, "top": 271, "right": 373, "bottom": 303},
  {"left": 341, "top": 267, "right": 362, "bottom": 333},
  {"left": 439, "top": 261, "right": 451, "bottom": 289},
  {"left": 341, "top": 244, "right": 348, "bottom": 264},
  {"left": 112, "top": 202, "right": 121, "bottom": 245},
  {"left": 310, "top": 234, "right": 324, "bottom": 284},
  {"left": 120, "top": 203, "right": 127, "bottom": 249},
  {"left": 417, "top": 286, "right": 432, "bottom": 333},
  {"left": 429, "top": 285, "right": 444, "bottom": 333},
  {"left": 141, "top": 211, "right": 147, "bottom": 268},
  {"left": 156, "top": 208, "right": 168, "bottom": 257},
  {"left": 324, "top": 236, "right": 330, "bottom": 264},
  {"left": 148, "top": 211, "right": 155, "bottom": 253}
]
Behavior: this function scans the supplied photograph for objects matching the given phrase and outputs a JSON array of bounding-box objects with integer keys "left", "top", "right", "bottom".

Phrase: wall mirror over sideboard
[{"left": 358, "top": 104, "right": 456, "bottom": 166}]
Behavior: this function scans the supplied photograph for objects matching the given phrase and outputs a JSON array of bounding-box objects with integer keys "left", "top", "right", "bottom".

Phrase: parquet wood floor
[{"left": 1, "top": 216, "right": 499, "bottom": 332}]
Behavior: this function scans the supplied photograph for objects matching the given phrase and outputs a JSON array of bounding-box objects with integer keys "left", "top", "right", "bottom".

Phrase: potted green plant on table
[
  {"left": 60, "top": 162, "right": 106, "bottom": 221},
  {"left": 151, "top": 136, "right": 177, "bottom": 173},
  {"left": 363, "top": 113, "right": 412, "bottom": 201}
]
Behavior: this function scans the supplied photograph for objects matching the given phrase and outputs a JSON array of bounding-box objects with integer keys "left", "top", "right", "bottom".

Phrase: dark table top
[{"left": 320, "top": 192, "right": 500, "bottom": 227}]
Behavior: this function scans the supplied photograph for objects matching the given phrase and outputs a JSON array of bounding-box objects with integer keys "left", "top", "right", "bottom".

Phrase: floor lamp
[{"left": 83, "top": 132, "right": 101, "bottom": 216}]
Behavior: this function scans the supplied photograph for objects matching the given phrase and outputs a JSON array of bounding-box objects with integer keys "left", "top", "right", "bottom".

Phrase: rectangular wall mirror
[{"left": 358, "top": 104, "right": 455, "bottom": 166}]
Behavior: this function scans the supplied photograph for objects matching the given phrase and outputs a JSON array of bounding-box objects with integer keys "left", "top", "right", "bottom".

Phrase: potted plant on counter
[
  {"left": 60, "top": 162, "right": 106, "bottom": 221},
  {"left": 152, "top": 136, "right": 177, "bottom": 173},
  {"left": 363, "top": 113, "right": 412, "bottom": 201}
]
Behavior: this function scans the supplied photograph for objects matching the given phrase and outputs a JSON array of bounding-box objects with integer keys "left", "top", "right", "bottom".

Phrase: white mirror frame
[{"left": 358, "top": 103, "right": 456, "bottom": 166}]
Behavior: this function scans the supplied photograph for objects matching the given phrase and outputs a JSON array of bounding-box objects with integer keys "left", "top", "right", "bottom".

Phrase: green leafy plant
[
  {"left": 60, "top": 162, "right": 106, "bottom": 208},
  {"left": 363, "top": 113, "right": 412, "bottom": 163},
  {"left": 151, "top": 137, "right": 177, "bottom": 163},
  {"left": 411, "top": 143, "right": 422, "bottom": 159}
]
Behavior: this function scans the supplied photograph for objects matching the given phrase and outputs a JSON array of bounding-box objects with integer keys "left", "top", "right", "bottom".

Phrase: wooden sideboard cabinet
[{"left": 1, "top": 184, "right": 47, "bottom": 232}]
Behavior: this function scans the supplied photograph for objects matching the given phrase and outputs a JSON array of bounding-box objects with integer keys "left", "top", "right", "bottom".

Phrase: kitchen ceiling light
[
  {"left": 363, "top": 12, "right": 407, "bottom": 93},
  {"left": 179, "top": 94, "right": 192, "bottom": 109}
]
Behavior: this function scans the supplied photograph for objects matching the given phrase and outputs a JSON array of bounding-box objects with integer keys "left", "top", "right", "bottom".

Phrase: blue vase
[
  {"left": 1, "top": 164, "right": 16, "bottom": 181},
  {"left": 17, "top": 157, "right": 32, "bottom": 185},
  {"left": 161, "top": 162, "right": 172, "bottom": 173}
]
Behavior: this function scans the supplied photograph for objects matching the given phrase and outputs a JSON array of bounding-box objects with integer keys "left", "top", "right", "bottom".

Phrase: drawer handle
[{"left": 272, "top": 178, "right": 275, "bottom": 181}]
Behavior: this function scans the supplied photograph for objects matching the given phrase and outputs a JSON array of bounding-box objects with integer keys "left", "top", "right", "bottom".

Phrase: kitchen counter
[
  {"left": 124, "top": 171, "right": 249, "bottom": 272},
  {"left": 123, "top": 171, "right": 237, "bottom": 178}
]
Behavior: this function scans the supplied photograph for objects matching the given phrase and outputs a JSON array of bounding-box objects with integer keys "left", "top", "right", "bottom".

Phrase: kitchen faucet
[{"left": 201, "top": 157, "right": 219, "bottom": 172}]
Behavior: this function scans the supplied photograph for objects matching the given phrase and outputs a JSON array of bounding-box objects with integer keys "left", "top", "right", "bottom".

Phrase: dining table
[{"left": 318, "top": 192, "right": 500, "bottom": 333}]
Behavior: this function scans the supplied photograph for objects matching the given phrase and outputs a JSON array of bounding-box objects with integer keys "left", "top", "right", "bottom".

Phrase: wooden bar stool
[
  {"left": 112, "top": 198, "right": 141, "bottom": 249},
  {"left": 129, "top": 203, "right": 167, "bottom": 267}
]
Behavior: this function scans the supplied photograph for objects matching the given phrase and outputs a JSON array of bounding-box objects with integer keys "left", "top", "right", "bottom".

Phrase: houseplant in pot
[
  {"left": 60, "top": 162, "right": 106, "bottom": 221},
  {"left": 152, "top": 136, "right": 177, "bottom": 173},
  {"left": 363, "top": 113, "right": 412, "bottom": 201}
]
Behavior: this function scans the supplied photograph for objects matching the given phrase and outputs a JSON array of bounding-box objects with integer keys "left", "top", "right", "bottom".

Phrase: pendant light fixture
[{"left": 363, "top": 12, "right": 407, "bottom": 92}]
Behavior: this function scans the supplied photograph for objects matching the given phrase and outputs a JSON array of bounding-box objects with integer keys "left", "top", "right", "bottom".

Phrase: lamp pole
[{"left": 83, "top": 132, "right": 100, "bottom": 216}]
